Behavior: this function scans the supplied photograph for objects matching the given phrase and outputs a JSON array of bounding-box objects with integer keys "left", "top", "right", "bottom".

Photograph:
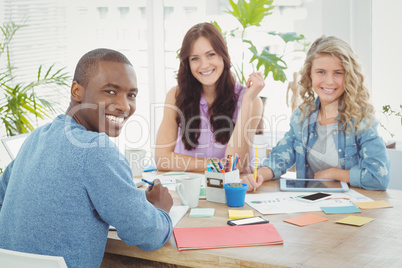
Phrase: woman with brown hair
[{"left": 155, "top": 22, "right": 264, "bottom": 172}]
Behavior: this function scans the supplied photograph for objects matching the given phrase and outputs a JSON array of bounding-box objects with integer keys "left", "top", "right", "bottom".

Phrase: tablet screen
[{"left": 286, "top": 179, "right": 343, "bottom": 189}]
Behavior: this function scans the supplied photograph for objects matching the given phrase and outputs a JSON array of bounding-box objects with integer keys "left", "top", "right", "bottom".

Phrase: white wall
[{"left": 372, "top": 0, "right": 402, "bottom": 141}]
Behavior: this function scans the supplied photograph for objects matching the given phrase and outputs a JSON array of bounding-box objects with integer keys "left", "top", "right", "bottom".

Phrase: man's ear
[{"left": 71, "top": 81, "right": 84, "bottom": 102}]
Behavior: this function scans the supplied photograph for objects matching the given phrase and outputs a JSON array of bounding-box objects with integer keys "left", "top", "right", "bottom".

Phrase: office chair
[{"left": 0, "top": 248, "right": 67, "bottom": 268}]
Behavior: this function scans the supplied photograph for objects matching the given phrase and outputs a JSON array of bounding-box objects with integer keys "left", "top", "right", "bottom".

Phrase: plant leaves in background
[
  {"left": 245, "top": 40, "right": 287, "bottom": 82},
  {"left": 268, "top": 31, "right": 305, "bottom": 43},
  {"left": 227, "top": 0, "right": 274, "bottom": 29},
  {"left": 0, "top": 21, "right": 70, "bottom": 136}
]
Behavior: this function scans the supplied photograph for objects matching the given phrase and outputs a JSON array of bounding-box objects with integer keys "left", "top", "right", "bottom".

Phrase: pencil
[{"left": 254, "top": 147, "right": 258, "bottom": 192}]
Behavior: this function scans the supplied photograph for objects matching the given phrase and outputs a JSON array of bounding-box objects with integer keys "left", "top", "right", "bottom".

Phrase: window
[{"left": 3, "top": 0, "right": 398, "bottom": 152}]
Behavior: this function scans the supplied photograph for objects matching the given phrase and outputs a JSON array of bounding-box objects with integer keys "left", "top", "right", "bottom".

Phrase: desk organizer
[{"left": 205, "top": 169, "right": 240, "bottom": 203}]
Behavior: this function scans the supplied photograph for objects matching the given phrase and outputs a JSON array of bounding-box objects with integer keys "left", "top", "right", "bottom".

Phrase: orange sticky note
[
  {"left": 284, "top": 214, "right": 328, "bottom": 227},
  {"left": 353, "top": 200, "right": 393, "bottom": 209}
]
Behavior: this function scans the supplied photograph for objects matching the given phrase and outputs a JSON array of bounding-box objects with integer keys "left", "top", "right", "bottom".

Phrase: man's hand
[{"left": 145, "top": 179, "right": 173, "bottom": 213}]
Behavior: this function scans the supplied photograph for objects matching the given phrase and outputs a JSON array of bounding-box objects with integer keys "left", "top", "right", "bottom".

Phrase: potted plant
[
  {"left": 212, "top": 0, "right": 307, "bottom": 134},
  {"left": 380, "top": 104, "right": 402, "bottom": 149},
  {"left": 212, "top": 0, "right": 308, "bottom": 84},
  {"left": 0, "top": 21, "right": 70, "bottom": 137},
  {"left": 0, "top": 21, "right": 71, "bottom": 175}
]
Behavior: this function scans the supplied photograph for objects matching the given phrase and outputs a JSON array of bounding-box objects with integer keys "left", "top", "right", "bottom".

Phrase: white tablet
[{"left": 279, "top": 178, "right": 349, "bottom": 192}]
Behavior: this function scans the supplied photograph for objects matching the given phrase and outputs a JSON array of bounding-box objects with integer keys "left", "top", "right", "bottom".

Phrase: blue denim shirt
[{"left": 262, "top": 98, "right": 390, "bottom": 190}]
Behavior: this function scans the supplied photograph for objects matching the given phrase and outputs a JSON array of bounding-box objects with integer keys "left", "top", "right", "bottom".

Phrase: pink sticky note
[{"left": 284, "top": 214, "right": 328, "bottom": 227}]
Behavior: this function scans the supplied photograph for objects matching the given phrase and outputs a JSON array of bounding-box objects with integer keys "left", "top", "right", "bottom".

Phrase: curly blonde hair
[{"left": 298, "top": 36, "right": 374, "bottom": 133}]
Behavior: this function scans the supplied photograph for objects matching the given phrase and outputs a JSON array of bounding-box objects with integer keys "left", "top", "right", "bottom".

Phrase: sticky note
[
  {"left": 335, "top": 215, "right": 374, "bottom": 226},
  {"left": 189, "top": 208, "right": 215, "bottom": 217},
  {"left": 228, "top": 209, "right": 254, "bottom": 219},
  {"left": 284, "top": 214, "right": 328, "bottom": 227},
  {"left": 320, "top": 205, "right": 361, "bottom": 214},
  {"left": 353, "top": 200, "right": 393, "bottom": 209},
  {"left": 199, "top": 188, "right": 206, "bottom": 198}
]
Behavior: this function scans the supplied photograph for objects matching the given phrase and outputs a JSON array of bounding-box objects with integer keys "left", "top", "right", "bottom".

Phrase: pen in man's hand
[{"left": 141, "top": 178, "right": 154, "bottom": 186}]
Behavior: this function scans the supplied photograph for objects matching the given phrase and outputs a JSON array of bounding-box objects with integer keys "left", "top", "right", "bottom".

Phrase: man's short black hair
[{"left": 73, "top": 48, "right": 133, "bottom": 87}]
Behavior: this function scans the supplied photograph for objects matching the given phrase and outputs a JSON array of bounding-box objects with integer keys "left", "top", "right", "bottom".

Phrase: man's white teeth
[
  {"left": 322, "top": 88, "right": 335, "bottom": 93},
  {"left": 201, "top": 70, "right": 213, "bottom": 75},
  {"left": 106, "top": 115, "right": 124, "bottom": 124}
]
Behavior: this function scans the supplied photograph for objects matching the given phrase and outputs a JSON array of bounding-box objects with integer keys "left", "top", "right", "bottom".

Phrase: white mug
[
  {"left": 175, "top": 176, "right": 202, "bottom": 208},
  {"left": 124, "top": 149, "right": 146, "bottom": 177}
]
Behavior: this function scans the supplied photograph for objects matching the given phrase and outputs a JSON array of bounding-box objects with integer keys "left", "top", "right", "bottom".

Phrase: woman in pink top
[{"left": 155, "top": 22, "right": 264, "bottom": 172}]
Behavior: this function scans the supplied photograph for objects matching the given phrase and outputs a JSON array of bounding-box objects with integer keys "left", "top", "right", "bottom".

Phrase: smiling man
[{"left": 0, "top": 49, "right": 173, "bottom": 268}]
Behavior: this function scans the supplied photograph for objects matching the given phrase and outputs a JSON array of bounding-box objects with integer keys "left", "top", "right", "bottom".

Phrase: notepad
[
  {"left": 320, "top": 205, "right": 361, "bottom": 214},
  {"left": 228, "top": 209, "right": 254, "bottom": 219},
  {"left": 284, "top": 214, "right": 328, "bottom": 226},
  {"left": 353, "top": 200, "right": 393, "bottom": 209},
  {"left": 173, "top": 224, "right": 283, "bottom": 251},
  {"left": 335, "top": 215, "right": 374, "bottom": 226},
  {"left": 189, "top": 208, "right": 215, "bottom": 217}
]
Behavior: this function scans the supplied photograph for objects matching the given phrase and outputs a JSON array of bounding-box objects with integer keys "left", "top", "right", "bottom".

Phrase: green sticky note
[
  {"left": 199, "top": 188, "right": 206, "bottom": 198},
  {"left": 189, "top": 208, "right": 215, "bottom": 217}
]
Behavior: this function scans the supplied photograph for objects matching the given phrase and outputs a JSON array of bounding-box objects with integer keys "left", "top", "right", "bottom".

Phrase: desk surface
[{"left": 105, "top": 180, "right": 402, "bottom": 268}]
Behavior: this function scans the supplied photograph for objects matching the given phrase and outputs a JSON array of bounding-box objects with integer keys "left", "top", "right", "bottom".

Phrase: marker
[
  {"left": 141, "top": 178, "right": 154, "bottom": 186},
  {"left": 233, "top": 156, "right": 239, "bottom": 170},
  {"left": 218, "top": 161, "right": 224, "bottom": 172}
]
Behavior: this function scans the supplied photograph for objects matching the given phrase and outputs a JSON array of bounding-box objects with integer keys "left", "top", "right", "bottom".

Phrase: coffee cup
[
  {"left": 125, "top": 148, "right": 146, "bottom": 177},
  {"left": 175, "top": 176, "right": 202, "bottom": 208}
]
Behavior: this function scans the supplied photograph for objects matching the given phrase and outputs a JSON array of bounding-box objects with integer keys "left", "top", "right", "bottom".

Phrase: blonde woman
[{"left": 242, "top": 36, "right": 390, "bottom": 191}]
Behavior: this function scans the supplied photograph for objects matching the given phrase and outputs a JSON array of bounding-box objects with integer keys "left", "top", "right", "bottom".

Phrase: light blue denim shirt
[{"left": 262, "top": 98, "right": 390, "bottom": 190}]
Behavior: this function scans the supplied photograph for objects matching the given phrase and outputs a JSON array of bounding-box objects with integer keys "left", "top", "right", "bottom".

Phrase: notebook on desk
[
  {"left": 1, "top": 133, "right": 29, "bottom": 160},
  {"left": 173, "top": 224, "right": 283, "bottom": 251}
]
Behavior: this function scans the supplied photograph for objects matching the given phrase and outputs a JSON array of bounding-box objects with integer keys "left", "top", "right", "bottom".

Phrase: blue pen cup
[{"left": 223, "top": 183, "right": 248, "bottom": 207}]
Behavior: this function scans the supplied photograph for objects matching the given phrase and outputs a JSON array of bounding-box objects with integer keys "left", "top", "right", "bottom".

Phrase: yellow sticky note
[
  {"left": 353, "top": 200, "right": 393, "bottom": 209},
  {"left": 228, "top": 209, "right": 254, "bottom": 219},
  {"left": 335, "top": 215, "right": 374, "bottom": 226}
]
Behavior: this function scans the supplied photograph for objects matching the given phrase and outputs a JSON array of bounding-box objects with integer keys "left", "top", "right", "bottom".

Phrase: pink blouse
[{"left": 174, "top": 83, "right": 254, "bottom": 161}]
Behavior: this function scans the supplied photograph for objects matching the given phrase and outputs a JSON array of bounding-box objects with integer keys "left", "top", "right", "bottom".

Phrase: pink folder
[{"left": 173, "top": 224, "right": 283, "bottom": 251}]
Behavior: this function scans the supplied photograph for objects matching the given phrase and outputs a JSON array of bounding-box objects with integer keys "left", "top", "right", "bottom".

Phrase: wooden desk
[{"left": 102, "top": 180, "right": 402, "bottom": 267}]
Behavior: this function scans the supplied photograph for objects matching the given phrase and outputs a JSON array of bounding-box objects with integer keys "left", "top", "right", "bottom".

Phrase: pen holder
[
  {"left": 205, "top": 169, "right": 240, "bottom": 203},
  {"left": 223, "top": 183, "right": 248, "bottom": 207}
]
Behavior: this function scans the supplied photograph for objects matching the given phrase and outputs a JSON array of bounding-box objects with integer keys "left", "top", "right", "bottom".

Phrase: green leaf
[
  {"left": 226, "top": 0, "right": 274, "bottom": 29},
  {"left": 268, "top": 31, "right": 305, "bottom": 43},
  {"left": 245, "top": 40, "right": 287, "bottom": 82}
]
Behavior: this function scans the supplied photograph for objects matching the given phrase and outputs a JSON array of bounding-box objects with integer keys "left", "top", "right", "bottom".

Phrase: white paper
[
  {"left": 245, "top": 189, "right": 373, "bottom": 214},
  {"left": 169, "top": 205, "right": 190, "bottom": 227}
]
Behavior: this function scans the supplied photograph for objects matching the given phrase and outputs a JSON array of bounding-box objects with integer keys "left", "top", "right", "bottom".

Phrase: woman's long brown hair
[{"left": 176, "top": 22, "right": 237, "bottom": 150}]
